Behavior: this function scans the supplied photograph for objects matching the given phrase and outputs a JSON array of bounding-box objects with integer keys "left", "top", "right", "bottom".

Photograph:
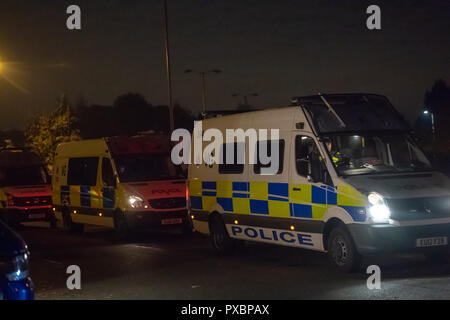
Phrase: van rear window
[
  {"left": 67, "top": 157, "right": 99, "bottom": 186},
  {"left": 219, "top": 143, "right": 244, "bottom": 174},
  {"left": 253, "top": 140, "right": 285, "bottom": 175}
]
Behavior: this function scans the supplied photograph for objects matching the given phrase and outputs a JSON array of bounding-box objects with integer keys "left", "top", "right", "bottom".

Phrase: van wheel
[
  {"left": 327, "top": 225, "right": 361, "bottom": 272},
  {"left": 210, "top": 214, "right": 236, "bottom": 254},
  {"left": 49, "top": 214, "right": 57, "bottom": 229},
  {"left": 181, "top": 220, "right": 193, "bottom": 235},
  {"left": 62, "top": 208, "right": 84, "bottom": 233},
  {"left": 115, "top": 210, "right": 131, "bottom": 241}
]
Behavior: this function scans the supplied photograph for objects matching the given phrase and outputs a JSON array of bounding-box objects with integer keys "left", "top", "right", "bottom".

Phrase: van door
[{"left": 289, "top": 133, "right": 333, "bottom": 222}]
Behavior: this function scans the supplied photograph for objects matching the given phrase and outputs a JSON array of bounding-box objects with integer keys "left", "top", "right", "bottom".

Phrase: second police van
[
  {"left": 188, "top": 93, "right": 450, "bottom": 271},
  {"left": 52, "top": 135, "right": 189, "bottom": 239}
]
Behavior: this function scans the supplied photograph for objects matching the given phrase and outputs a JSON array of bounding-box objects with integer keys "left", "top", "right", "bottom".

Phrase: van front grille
[{"left": 148, "top": 197, "right": 186, "bottom": 209}]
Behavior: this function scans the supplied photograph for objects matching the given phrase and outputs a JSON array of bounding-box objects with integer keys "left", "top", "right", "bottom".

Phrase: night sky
[{"left": 0, "top": 0, "right": 449, "bottom": 129}]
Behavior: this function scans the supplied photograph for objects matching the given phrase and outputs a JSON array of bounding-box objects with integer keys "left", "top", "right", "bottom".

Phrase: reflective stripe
[{"left": 189, "top": 180, "right": 367, "bottom": 222}]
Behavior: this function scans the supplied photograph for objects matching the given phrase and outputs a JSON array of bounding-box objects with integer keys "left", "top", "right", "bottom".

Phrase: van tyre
[
  {"left": 181, "top": 220, "right": 193, "bottom": 235},
  {"left": 62, "top": 208, "right": 84, "bottom": 233},
  {"left": 327, "top": 225, "right": 361, "bottom": 272},
  {"left": 210, "top": 214, "right": 236, "bottom": 254},
  {"left": 49, "top": 214, "right": 57, "bottom": 229},
  {"left": 115, "top": 210, "right": 131, "bottom": 241}
]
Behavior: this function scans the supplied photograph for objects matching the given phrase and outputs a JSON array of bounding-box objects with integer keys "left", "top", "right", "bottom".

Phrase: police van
[
  {"left": 188, "top": 93, "right": 450, "bottom": 271},
  {"left": 52, "top": 135, "right": 189, "bottom": 239}
]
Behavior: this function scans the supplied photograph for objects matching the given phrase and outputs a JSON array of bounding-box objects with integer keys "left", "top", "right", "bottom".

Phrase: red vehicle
[{"left": 0, "top": 149, "right": 54, "bottom": 228}]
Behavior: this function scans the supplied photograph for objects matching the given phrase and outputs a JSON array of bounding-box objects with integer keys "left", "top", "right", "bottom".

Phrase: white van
[{"left": 187, "top": 93, "right": 450, "bottom": 271}]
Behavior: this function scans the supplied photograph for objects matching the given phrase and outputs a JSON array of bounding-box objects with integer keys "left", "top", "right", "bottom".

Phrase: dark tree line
[{"left": 75, "top": 92, "right": 196, "bottom": 139}]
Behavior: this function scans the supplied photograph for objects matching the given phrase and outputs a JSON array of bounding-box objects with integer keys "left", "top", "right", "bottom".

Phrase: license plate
[
  {"left": 28, "top": 213, "right": 46, "bottom": 220},
  {"left": 161, "top": 218, "right": 182, "bottom": 225},
  {"left": 416, "top": 236, "right": 448, "bottom": 247}
]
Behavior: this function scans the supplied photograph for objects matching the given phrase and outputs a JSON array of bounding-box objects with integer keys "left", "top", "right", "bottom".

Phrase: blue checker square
[
  {"left": 190, "top": 196, "right": 203, "bottom": 210},
  {"left": 311, "top": 185, "right": 327, "bottom": 204},
  {"left": 327, "top": 190, "right": 337, "bottom": 205},
  {"left": 268, "top": 183, "right": 289, "bottom": 197},
  {"left": 250, "top": 199, "right": 269, "bottom": 214},
  {"left": 217, "top": 197, "right": 233, "bottom": 211},
  {"left": 290, "top": 203, "right": 313, "bottom": 218},
  {"left": 232, "top": 182, "right": 249, "bottom": 191},
  {"left": 202, "top": 181, "right": 216, "bottom": 190}
]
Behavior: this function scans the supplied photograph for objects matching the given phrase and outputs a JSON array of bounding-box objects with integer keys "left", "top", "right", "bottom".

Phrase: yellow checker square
[
  {"left": 232, "top": 198, "right": 250, "bottom": 214},
  {"left": 289, "top": 183, "right": 311, "bottom": 204},
  {"left": 216, "top": 180, "right": 232, "bottom": 198},
  {"left": 312, "top": 204, "right": 327, "bottom": 220},
  {"left": 90, "top": 187, "right": 102, "bottom": 209},
  {"left": 189, "top": 179, "right": 202, "bottom": 197},
  {"left": 249, "top": 182, "right": 268, "bottom": 200},
  {"left": 69, "top": 185, "right": 81, "bottom": 207},
  {"left": 202, "top": 196, "right": 217, "bottom": 212},
  {"left": 336, "top": 186, "right": 365, "bottom": 207},
  {"left": 268, "top": 200, "right": 290, "bottom": 218}
]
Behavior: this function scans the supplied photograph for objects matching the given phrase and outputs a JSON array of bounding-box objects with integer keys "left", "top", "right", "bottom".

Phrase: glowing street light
[{"left": 423, "top": 107, "right": 436, "bottom": 141}]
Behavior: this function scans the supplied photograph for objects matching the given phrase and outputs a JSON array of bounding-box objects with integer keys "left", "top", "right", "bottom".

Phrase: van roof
[
  {"left": 55, "top": 135, "right": 171, "bottom": 158},
  {"left": 199, "top": 106, "right": 306, "bottom": 131}
]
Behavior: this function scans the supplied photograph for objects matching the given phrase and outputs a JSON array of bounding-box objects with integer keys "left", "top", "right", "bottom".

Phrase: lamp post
[
  {"left": 163, "top": 0, "right": 174, "bottom": 133},
  {"left": 184, "top": 69, "right": 222, "bottom": 117},
  {"left": 232, "top": 92, "right": 258, "bottom": 109},
  {"left": 423, "top": 108, "right": 436, "bottom": 141}
]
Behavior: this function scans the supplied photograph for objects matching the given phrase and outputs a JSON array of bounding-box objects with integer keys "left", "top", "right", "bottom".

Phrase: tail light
[{"left": 6, "top": 194, "right": 14, "bottom": 207}]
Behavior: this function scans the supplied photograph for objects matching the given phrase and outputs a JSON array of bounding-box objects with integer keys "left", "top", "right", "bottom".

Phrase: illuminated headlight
[
  {"left": 0, "top": 252, "right": 30, "bottom": 281},
  {"left": 367, "top": 192, "right": 390, "bottom": 223},
  {"left": 128, "top": 195, "right": 144, "bottom": 209}
]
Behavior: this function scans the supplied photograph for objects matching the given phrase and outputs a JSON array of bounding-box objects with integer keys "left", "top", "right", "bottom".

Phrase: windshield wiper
[{"left": 318, "top": 93, "right": 346, "bottom": 128}]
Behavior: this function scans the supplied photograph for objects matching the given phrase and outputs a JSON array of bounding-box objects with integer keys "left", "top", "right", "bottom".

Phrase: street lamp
[
  {"left": 423, "top": 108, "right": 436, "bottom": 141},
  {"left": 232, "top": 92, "right": 258, "bottom": 109},
  {"left": 163, "top": 0, "right": 174, "bottom": 133},
  {"left": 184, "top": 69, "right": 222, "bottom": 116}
]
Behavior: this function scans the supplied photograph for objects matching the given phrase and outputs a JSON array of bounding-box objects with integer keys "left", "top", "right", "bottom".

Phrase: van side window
[
  {"left": 67, "top": 157, "right": 99, "bottom": 186},
  {"left": 254, "top": 140, "right": 285, "bottom": 174},
  {"left": 102, "top": 158, "right": 115, "bottom": 187},
  {"left": 218, "top": 142, "right": 244, "bottom": 174},
  {"left": 295, "top": 136, "right": 321, "bottom": 177}
]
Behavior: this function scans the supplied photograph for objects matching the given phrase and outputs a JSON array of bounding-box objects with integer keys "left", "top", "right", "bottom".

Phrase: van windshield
[
  {"left": 0, "top": 166, "right": 48, "bottom": 187},
  {"left": 114, "top": 154, "right": 182, "bottom": 183},
  {"left": 300, "top": 94, "right": 409, "bottom": 133},
  {"left": 323, "top": 133, "right": 432, "bottom": 176}
]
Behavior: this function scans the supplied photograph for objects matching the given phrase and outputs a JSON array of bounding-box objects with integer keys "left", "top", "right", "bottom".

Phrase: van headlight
[
  {"left": 367, "top": 192, "right": 390, "bottom": 223},
  {"left": 0, "top": 252, "right": 30, "bottom": 281},
  {"left": 128, "top": 195, "right": 144, "bottom": 209}
]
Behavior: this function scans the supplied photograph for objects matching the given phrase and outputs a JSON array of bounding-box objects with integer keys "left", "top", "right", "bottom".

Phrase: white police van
[{"left": 187, "top": 93, "right": 450, "bottom": 271}]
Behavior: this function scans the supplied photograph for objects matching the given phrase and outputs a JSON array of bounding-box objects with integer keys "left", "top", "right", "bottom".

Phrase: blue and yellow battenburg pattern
[
  {"left": 189, "top": 180, "right": 366, "bottom": 222},
  {"left": 57, "top": 185, "right": 115, "bottom": 209}
]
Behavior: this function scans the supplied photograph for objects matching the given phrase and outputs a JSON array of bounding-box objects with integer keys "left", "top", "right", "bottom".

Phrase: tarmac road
[{"left": 17, "top": 222, "right": 450, "bottom": 300}]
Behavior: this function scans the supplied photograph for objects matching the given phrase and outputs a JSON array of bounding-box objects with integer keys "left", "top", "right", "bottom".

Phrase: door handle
[{"left": 293, "top": 187, "right": 301, "bottom": 191}]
